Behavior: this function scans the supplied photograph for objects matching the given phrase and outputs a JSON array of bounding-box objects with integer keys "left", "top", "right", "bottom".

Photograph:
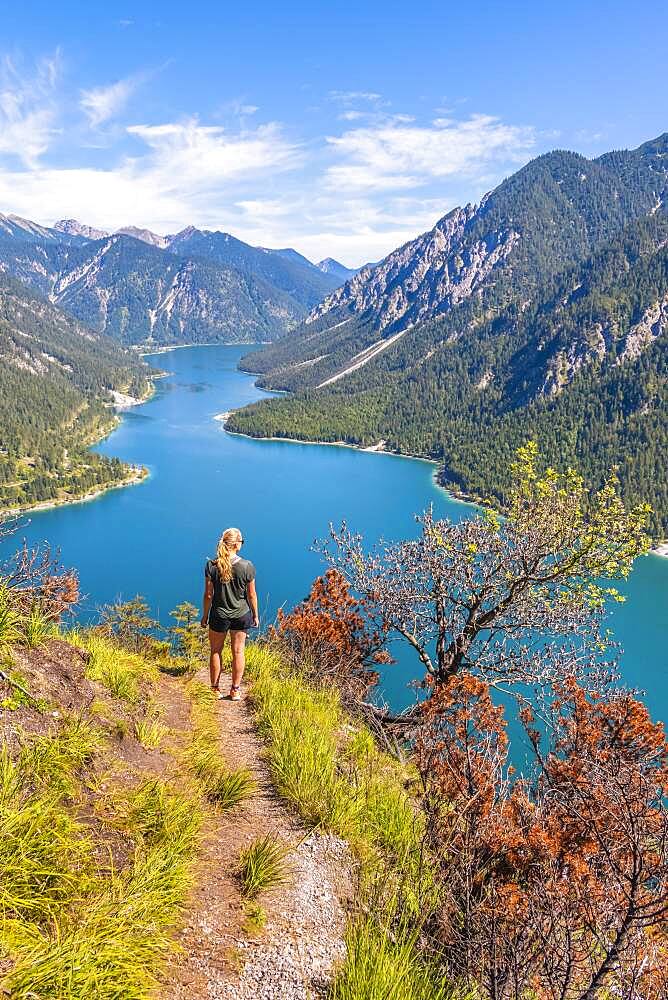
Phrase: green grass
[
  {"left": 0, "top": 582, "right": 23, "bottom": 649},
  {"left": 243, "top": 642, "right": 443, "bottom": 997},
  {"left": 204, "top": 767, "right": 256, "bottom": 808},
  {"left": 238, "top": 834, "right": 291, "bottom": 899},
  {"left": 245, "top": 644, "right": 424, "bottom": 868},
  {"left": 134, "top": 714, "right": 168, "bottom": 750},
  {"left": 184, "top": 681, "right": 257, "bottom": 809},
  {"left": 1, "top": 765, "right": 203, "bottom": 999},
  {"left": 0, "top": 748, "right": 92, "bottom": 925},
  {"left": 18, "top": 718, "right": 104, "bottom": 793},
  {"left": 21, "top": 602, "right": 56, "bottom": 649},
  {"left": 330, "top": 915, "right": 453, "bottom": 1000},
  {"left": 67, "top": 629, "right": 156, "bottom": 702},
  {"left": 241, "top": 901, "right": 267, "bottom": 935}
]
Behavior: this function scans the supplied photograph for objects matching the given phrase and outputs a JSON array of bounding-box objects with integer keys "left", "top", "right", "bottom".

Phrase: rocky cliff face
[
  {"left": 243, "top": 199, "right": 524, "bottom": 387},
  {"left": 242, "top": 133, "right": 668, "bottom": 392},
  {"left": 307, "top": 202, "right": 519, "bottom": 335},
  {"left": 54, "top": 219, "right": 109, "bottom": 241}
]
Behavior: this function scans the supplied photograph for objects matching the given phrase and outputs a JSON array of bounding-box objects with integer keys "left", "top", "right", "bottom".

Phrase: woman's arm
[
  {"left": 201, "top": 578, "right": 214, "bottom": 628},
  {"left": 247, "top": 579, "right": 259, "bottom": 628}
]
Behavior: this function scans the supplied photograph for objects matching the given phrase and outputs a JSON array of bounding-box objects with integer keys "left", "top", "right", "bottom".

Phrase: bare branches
[
  {"left": 321, "top": 445, "right": 650, "bottom": 699},
  {"left": 1, "top": 541, "right": 79, "bottom": 623}
]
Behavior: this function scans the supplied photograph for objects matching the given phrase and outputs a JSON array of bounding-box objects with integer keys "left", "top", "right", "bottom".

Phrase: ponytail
[{"left": 216, "top": 527, "right": 242, "bottom": 583}]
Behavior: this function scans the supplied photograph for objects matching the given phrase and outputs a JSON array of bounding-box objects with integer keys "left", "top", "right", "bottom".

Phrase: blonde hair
[{"left": 216, "top": 527, "right": 242, "bottom": 583}]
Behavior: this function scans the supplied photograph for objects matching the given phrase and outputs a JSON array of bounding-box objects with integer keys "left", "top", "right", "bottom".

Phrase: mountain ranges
[
  {"left": 228, "top": 132, "right": 668, "bottom": 537},
  {"left": 0, "top": 215, "right": 347, "bottom": 347},
  {"left": 0, "top": 212, "right": 353, "bottom": 512}
]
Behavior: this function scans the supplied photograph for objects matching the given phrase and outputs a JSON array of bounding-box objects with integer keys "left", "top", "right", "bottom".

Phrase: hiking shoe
[{"left": 229, "top": 685, "right": 242, "bottom": 701}]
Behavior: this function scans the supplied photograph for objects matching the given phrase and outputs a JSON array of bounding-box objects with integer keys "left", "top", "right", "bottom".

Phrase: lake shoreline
[
  {"left": 218, "top": 416, "right": 473, "bottom": 507},
  {"left": 141, "top": 340, "right": 269, "bottom": 357},
  {"left": 2, "top": 467, "right": 149, "bottom": 520},
  {"left": 1, "top": 377, "right": 157, "bottom": 522},
  {"left": 219, "top": 415, "right": 667, "bottom": 553}
]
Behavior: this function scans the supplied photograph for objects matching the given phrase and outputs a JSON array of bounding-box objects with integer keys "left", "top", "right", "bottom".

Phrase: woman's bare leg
[
  {"left": 230, "top": 630, "right": 247, "bottom": 689},
  {"left": 209, "top": 629, "right": 227, "bottom": 689}
]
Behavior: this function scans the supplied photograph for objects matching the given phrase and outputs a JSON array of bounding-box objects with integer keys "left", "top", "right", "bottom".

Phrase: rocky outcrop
[
  {"left": 306, "top": 204, "right": 520, "bottom": 336},
  {"left": 54, "top": 219, "right": 109, "bottom": 241},
  {"left": 619, "top": 297, "right": 668, "bottom": 362}
]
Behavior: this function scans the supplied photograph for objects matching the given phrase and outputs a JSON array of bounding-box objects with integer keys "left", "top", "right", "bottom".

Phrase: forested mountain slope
[
  {"left": 0, "top": 220, "right": 342, "bottom": 347},
  {"left": 229, "top": 133, "right": 668, "bottom": 536},
  {"left": 0, "top": 274, "right": 152, "bottom": 510},
  {"left": 167, "top": 228, "right": 339, "bottom": 309}
]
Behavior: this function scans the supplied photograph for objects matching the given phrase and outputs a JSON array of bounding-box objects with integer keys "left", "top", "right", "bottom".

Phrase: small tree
[
  {"left": 167, "top": 601, "right": 207, "bottom": 672},
  {"left": 269, "top": 568, "right": 391, "bottom": 703},
  {"left": 99, "top": 595, "right": 159, "bottom": 654},
  {"left": 323, "top": 443, "right": 650, "bottom": 701}
]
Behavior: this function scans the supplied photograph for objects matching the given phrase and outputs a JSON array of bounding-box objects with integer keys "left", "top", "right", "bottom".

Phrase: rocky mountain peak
[
  {"left": 317, "top": 258, "right": 357, "bottom": 282},
  {"left": 54, "top": 219, "right": 109, "bottom": 241},
  {"left": 115, "top": 226, "right": 169, "bottom": 249}
]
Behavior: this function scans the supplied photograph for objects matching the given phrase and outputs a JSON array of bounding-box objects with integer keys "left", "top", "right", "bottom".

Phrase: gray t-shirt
[{"left": 205, "top": 556, "right": 255, "bottom": 619}]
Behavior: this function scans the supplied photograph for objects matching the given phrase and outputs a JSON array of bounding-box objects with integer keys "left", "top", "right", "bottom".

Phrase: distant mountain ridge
[
  {"left": 54, "top": 219, "right": 109, "bottom": 241},
  {"left": 0, "top": 217, "right": 345, "bottom": 346},
  {"left": 229, "top": 131, "right": 668, "bottom": 536},
  {"left": 316, "top": 257, "right": 359, "bottom": 282}
]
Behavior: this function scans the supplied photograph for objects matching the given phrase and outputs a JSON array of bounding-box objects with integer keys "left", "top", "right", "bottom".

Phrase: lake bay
[{"left": 15, "top": 345, "right": 668, "bottom": 720}]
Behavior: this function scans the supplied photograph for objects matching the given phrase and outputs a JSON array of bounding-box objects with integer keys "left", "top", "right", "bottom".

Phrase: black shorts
[{"left": 209, "top": 609, "right": 254, "bottom": 633}]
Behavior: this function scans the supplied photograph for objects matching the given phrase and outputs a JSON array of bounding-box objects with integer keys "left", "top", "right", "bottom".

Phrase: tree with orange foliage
[
  {"left": 417, "top": 676, "right": 668, "bottom": 999},
  {"left": 269, "top": 567, "right": 392, "bottom": 702}
]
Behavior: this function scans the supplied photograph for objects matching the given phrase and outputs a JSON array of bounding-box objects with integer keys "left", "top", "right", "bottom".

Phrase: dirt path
[{"left": 162, "top": 670, "right": 353, "bottom": 1000}]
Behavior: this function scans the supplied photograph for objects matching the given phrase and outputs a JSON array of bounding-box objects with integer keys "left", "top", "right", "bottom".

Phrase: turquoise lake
[{"left": 14, "top": 344, "right": 668, "bottom": 721}]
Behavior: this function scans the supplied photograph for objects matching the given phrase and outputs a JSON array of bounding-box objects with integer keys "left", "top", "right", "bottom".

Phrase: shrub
[{"left": 238, "top": 834, "right": 290, "bottom": 899}]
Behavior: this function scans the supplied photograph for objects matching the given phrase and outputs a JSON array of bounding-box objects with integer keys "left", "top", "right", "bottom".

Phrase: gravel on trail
[
  {"left": 213, "top": 833, "right": 351, "bottom": 1000},
  {"left": 162, "top": 671, "right": 354, "bottom": 1000}
]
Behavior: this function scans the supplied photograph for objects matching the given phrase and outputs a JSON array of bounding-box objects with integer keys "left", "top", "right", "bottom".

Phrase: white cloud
[
  {"left": 80, "top": 76, "right": 138, "bottom": 127},
  {"left": 329, "top": 90, "right": 383, "bottom": 103},
  {"left": 0, "top": 60, "right": 545, "bottom": 265},
  {"left": 325, "top": 113, "right": 536, "bottom": 191},
  {"left": 0, "top": 52, "right": 61, "bottom": 166},
  {"left": 0, "top": 118, "right": 303, "bottom": 234}
]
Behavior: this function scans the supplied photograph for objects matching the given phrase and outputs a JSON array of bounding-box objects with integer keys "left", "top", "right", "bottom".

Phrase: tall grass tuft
[
  {"left": 0, "top": 747, "right": 93, "bottom": 925},
  {"left": 18, "top": 718, "right": 103, "bottom": 793},
  {"left": 330, "top": 915, "right": 453, "bottom": 1000},
  {"left": 238, "top": 834, "right": 291, "bottom": 899},
  {"left": 72, "top": 630, "right": 156, "bottom": 702},
  {"left": 134, "top": 715, "right": 168, "bottom": 750},
  {"left": 0, "top": 581, "right": 22, "bottom": 649},
  {"left": 204, "top": 767, "right": 256, "bottom": 809},
  {"left": 21, "top": 602, "right": 56, "bottom": 649}
]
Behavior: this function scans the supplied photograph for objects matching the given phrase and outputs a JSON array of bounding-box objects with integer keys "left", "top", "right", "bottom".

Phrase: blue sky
[{"left": 0, "top": 0, "right": 666, "bottom": 264}]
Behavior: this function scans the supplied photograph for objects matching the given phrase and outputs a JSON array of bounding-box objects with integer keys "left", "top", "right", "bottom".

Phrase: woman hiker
[{"left": 201, "top": 527, "right": 259, "bottom": 700}]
